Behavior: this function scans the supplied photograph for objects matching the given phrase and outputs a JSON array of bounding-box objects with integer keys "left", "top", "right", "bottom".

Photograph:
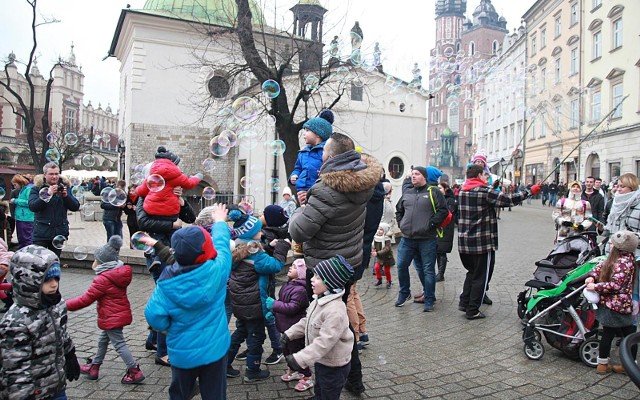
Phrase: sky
[{"left": 0, "top": 0, "right": 532, "bottom": 111}]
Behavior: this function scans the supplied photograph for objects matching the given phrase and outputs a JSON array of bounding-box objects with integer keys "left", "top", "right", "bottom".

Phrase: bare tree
[{"left": 0, "top": 0, "right": 62, "bottom": 172}]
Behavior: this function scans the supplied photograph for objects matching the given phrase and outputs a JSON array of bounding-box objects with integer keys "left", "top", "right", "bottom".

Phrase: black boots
[{"left": 436, "top": 253, "right": 447, "bottom": 282}]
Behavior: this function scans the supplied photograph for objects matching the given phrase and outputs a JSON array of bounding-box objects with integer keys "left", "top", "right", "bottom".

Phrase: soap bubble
[
  {"left": 268, "top": 140, "right": 286, "bottom": 156},
  {"left": 52, "top": 235, "right": 66, "bottom": 250},
  {"left": 130, "top": 172, "right": 144, "bottom": 185},
  {"left": 133, "top": 164, "right": 145, "bottom": 173},
  {"left": 304, "top": 75, "right": 320, "bottom": 91},
  {"left": 335, "top": 66, "right": 350, "bottom": 82},
  {"left": 202, "top": 158, "right": 215, "bottom": 171},
  {"left": 269, "top": 178, "right": 280, "bottom": 192},
  {"left": 328, "top": 40, "right": 340, "bottom": 57},
  {"left": 350, "top": 49, "right": 363, "bottom": 66},
  {"left": 237, "top": 130, "right": 259, "bottom": 150},
  {"left": 247, "top": 241, "right": 260, "bottom": 254},
  {"left": 238, "top": 199, "right": 254, "bottom": 215},
  {"left": 219, "top": 130, "right": 238, "bottom": 147},
  {"left": 45, "top": 149, "right": 60, "bottom": 162},
  {"left": 131, "top": 231, "right": 152, "bottom": 252},
  {"left": 202, "top": 186, "right": 216, "bottom": 200},
  {"left": 239, "top": 176, "right": 251, "bottom": 189},
  {"left": 100, "top": 187, "right": 113, "bottom": 203},
  {"left": 71, "top": 186, "right": 85, "bottom": 201},
  {"left": 73, "top": 246, "right": 88, "bottom": 261},
  {"left": 210, "top": 135, "right": 231, "bottom": 157},
  {"left": 265, "top": 115, "right": 277, "bottom": 127},
  {"left": 261, "top": 80, "right": 281, "bottom": 99},
  {"left": 64, "top": 132, "right": 78, "bottom": 146},
  {"left": 46, "top": 133, "right": 59, "bottom": 143},
  {"left": 0, "top": 188, "right": 5, "bottom": 198},
  {"left": 146, "top": 174, "right": 165, "bottom": 192},
  {"left": 232, "top": 96, "right": 260, "bottom": 123},
  {"left": 108, "top": 188, "right": 127, "bottom": 206},
  {"left": 39, "top": 187, "right": 52, "bottom": 202},
  {"left": 377, "top": 355, "right": 387, "bottom": 365},
  {"left": 81, "top": 203, "right": 95, "bottom": 217},
  {"left": 82, "top": 154, "right": 96, "bottom": 167}
]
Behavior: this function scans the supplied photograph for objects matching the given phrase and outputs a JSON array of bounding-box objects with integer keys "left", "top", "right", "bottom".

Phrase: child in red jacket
[
  {"left": 66, "top": 235, "right": 144, "bottom": 384},
  {"left": 136, "top": 146, "right": 201, "bottom": 219}
]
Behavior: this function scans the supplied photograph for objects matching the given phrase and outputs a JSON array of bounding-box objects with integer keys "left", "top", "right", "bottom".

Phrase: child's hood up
[{"left": 9, "top": 245, "right": 60, "bottom": 308}]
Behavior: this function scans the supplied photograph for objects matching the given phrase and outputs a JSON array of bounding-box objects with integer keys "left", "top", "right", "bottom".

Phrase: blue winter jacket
[
  {"left": 144, "top": 221, "right": 232, "bottom": 369},
  {"left": 290, "top": 142, "right": 325, "bottom": 192}
]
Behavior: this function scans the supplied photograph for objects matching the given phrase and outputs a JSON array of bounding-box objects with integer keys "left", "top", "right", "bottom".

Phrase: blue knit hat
[
  {"left": 229, "top": 209, "right": 263, "bottom": 240},
  {"left": 45, "top": 263, "right": 61, "bottom": 281},
  {"left": 426, "top": 166, "right": 443, "bottom": 183},
  {"left": 171, "top": 226, "right": 217, "bottom": 265},
  {"left": 303, "top": 110, "right": 334, "bottom": 141}
]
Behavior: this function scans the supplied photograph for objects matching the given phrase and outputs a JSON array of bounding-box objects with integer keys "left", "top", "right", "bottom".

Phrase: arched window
[{"left": 492, "top": 40, "right": 499, "bottom": 55}]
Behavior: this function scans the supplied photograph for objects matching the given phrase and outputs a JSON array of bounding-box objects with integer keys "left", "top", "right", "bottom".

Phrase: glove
[
  {"left": 561, "top": 220, "right": 573, "bottom": 227},
  {"left": 576, "top": 224, "right": 585, "bottom": 232},
  {"left": 279, "top": 333, "right": 290, "bottom": 349},
  {"left": 285, "top": 354, "right": 304, "bottom": 373},
  {"left": 194, "top": 173, "right": 203, "bottom": 180},
  {"left": 266, "top": 297, "right": 275, "bottom": 310},
  {"left": 265, "top": 311, "right": 275, "bottom": 322},
  {"left": 65, "top": 348, "right": 81, "bottom": 381}
]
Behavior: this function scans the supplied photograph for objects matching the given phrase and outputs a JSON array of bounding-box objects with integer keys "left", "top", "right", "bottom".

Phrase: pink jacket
[{"left": 588, "top": 252, "right": 635, "bottom": 314}]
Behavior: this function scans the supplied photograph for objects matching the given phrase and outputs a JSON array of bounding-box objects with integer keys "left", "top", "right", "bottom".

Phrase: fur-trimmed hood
[
  {"left": 33, "top": 174, "right": 71, "bottom": 188},
  {"left": 319, "top": 151, "right": 383, "bottom": 202},
  {"left": 232, "top": 241, "right": 263, "bottom": 264}
]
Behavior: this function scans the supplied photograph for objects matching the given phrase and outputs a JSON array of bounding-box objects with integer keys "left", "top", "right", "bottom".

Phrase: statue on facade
[
  {"left": 350, "top": 21, "right": 363, "bottom": 50},
  {"left": 410, "top": 63, "right": 422, "bottom": 87}
]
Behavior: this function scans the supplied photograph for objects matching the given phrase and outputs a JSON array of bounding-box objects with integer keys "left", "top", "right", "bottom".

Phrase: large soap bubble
[
  {"left": 45, "top": 149, "right": 60, "bottom": 162},
  {"left": 82, "top": 154, "right": 96, "bottom": 167},
  {"left": 146, "top": 174, "right": 165, "bottom": 193},
  {"left": 202, "top": 186, "right": 216, "bottom": 200},
  {"left": 268, "top": 140, "right": 286, "bottom": 156},
  {"left": 73, "top": 246, "right": 88, "bottom": 261},
  {"left": 131, "top": 231, "right": 152, "bottom": 252},
  {"left": 108, "top": 188, "right": 127, "bottom": 206},
  {"left": 261, "top": 80, "right": 281, "bottom": 99},
  {"left": 232, "top": 96, "right": 260, "bottom": 123},
  {"left": 52, "top": 235, "right": 66, "bottom": 250},
  {"left": 210, "top": 135, "right": 231, "bottom": 157},
  {"left": 81, "top": 203, "right": 95, "bottom": 217},
  {"left": 39, "top": 187, "right": 52, "bottom": 202},
  {"left": 64, "top": 132, "right": 78, "bottom": 146},
  {"left": 100, "top": 187, "right": 113, "bottom": 203}
]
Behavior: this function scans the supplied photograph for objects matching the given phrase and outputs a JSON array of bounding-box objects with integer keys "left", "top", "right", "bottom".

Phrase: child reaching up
[
  {"left": 282, "top": 255, "right": 354, "bottom": 399},
  {"left": 266, "top": 259, "right": 312, "bottom": 392},
  {"left": 66, "top": 235, "right": 144, "bottom": 384},
  {"left": 289, "top": 110, "right": 334, "bottom": 205},
  {"left": 585, "top": 230, "right": 639, "bottom": 375},
  {"left": 372, "top": 223, "right": 395, "bottom": 289},
  {"left": 136, "top": 146, "right": 202, "bottom": 219},
  {"left": 0, "top": 245, "right": 81, "bottom": 399}
]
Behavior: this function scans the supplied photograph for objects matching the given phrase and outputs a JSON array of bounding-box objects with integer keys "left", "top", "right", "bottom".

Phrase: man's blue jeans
[
  {"left": 549, "top": 193, "right": 558, "bottom": 207},
  {"left": 103, "top": 219, "right": 123, "bottom": 241},
  {"left": 396, "top": 237, "right": 438, "bottom": 306}
]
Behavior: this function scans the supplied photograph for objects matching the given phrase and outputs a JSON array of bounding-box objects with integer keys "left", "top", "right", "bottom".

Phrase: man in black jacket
[
  {"left": 582, "top": 176, "right": 605, "bottom": 225},
  {"left": 394, "top": 166, "right": 449, "bottom": 311}
]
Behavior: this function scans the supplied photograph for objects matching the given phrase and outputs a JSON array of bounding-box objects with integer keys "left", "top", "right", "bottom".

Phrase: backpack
[{"left": 427, "top": 186, "right": 452, "bottom": 238}]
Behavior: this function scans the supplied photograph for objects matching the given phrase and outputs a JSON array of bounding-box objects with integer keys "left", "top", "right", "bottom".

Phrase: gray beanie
[{"left": 95, "top": 235, "right": 123, "bottom": 263}]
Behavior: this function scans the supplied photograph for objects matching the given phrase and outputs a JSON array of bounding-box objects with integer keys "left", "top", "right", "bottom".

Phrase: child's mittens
[
  {"left": 266, "top": 296, "right": 275, "bottom": 310},
  {"left": 64, "top": 348, "right": 81, "bottom": 381},
  {"left": 265, "top": 311, "right": 275, "bottom": 322},
  {"left": 286, "top": 355, "right": 304, "bottom": 373}
]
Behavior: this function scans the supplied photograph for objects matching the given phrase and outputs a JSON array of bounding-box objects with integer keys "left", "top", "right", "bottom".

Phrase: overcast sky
[{"left": 1, "top": 0, "right": 531, "bottom": 111}]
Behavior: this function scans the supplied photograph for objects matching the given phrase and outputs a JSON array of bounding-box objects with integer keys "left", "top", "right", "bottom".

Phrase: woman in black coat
[{"left": 436, "top": 182, "right": 458, "bottom": 281}]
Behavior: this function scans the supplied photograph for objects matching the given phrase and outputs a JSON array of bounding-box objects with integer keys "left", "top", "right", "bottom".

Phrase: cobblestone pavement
[{"left": 41, "top": 203, "right": 638, "bottom": 399}]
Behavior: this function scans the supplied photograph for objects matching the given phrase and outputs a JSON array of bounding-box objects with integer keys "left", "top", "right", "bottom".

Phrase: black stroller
[{"left": 517, "top": 232, "right": 601, "bottom": 320}]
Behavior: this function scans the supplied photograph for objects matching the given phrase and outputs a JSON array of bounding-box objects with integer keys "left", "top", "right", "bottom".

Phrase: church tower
[{"left": 290, "top": 0, "right": 327, "bottom": 72}]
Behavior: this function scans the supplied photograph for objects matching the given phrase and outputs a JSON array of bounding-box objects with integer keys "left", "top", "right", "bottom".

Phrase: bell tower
[{"left": 290, "top": 0, "right": 327, "bottom": 72}]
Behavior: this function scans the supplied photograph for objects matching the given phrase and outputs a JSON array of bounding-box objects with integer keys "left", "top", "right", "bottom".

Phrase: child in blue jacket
[
  {"left": 289, "top": 110, "right": 334, "bottom": 204},
  {"left": 144, "top": 204, "right": 231, "bottom": 400},
  {"left": 226, "top": 210, "right": 291, "bottom": 382}
]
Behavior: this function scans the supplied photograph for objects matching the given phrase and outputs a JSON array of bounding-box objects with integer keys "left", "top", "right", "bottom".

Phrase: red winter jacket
[
  {"left": 136, "top": 159, "right": 201, "bottom": 216},
  {"left": 66, "top": 265, "right": 133, "bottom": 330}
]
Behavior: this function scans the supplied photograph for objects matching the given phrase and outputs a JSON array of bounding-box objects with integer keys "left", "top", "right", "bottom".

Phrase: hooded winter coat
[
  {"left": 66, "top": 263, "right": 133, "bottom": 330},
  {"left": 135, "top": 158, "right": 201, "bottom": 217},
  {"left": 28, "top": 175, "right": 80, "bottom": 242},
  {"left": 227, "top": 240, "right": 289, "bottom": 321},
  {"left": 289, "top": 150, "right": 383, "bottom": 270},
  {"left": 272, "top": 278, "right": 309, "bottom": 333},
  {"left": 144, "top": 221, "right": 232, "bottom": 369},
  {"left": 0, "top": 245, "right": 75, "bottom": 400}
]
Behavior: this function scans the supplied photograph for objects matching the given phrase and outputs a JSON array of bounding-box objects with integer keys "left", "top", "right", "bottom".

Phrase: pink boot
[
  {"left": 121, "top": 364, "right": 145, "bottom": 384},
  {"left": 79, "top": 363, "right": 100, "bottom": 380}
]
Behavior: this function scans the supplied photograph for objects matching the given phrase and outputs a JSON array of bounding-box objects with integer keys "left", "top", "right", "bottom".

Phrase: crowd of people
[{"left": 0, "top": 122, "right": 638, "bottom": 399}]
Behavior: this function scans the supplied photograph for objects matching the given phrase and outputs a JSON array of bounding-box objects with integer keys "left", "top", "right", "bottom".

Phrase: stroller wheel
[
  {"left": 522, "top": 329, "right": 542, "bottom": 343},
  {"left": 524, "top": 340, "right": 545, "bottom": 360},
  {"left": 579, "top": 338, "right": 600, "bottom": 368}
]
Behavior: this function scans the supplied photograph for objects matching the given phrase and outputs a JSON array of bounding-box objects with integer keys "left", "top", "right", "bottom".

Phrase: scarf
[
  {"left": 461, "top": 177, "right": 486, "bottom": 191},
  {"left": 373, "top": 233, "right": 389, "bottom": 245},
  {"left": 606, "top": 189, "right": 640, "bottom": 231},
  {"left": 94, "top": 260, "right": 124, "bottom": 275}
]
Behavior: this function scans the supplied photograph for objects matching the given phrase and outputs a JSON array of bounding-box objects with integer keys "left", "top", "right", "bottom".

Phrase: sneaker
[
  {"left": 294, "top": 376, "right": 314, "bottom": 392},
  {"left": 395, "top": 293, "right": 412, "bottom": 307},
  {"left": 226, "top": 365, "right": 241, "bottom": 378},
  {"left": 482, "top": 294, "right": 493, "bottom": 305},
  {"left": 344, "top": 381, "right": 366, "bottom": 395},
  {"left": 359, "top": 333, "right": 369, "bottom": 347},
  {"left": 423, "top": 303, "right": 434, "bottom": 312},
  {"left": 244, "top": 368, "right": 270, "bottom": 382},
  {"left": 386, "top": 281, "right": 392, "bottom": 289},
  {"left": 264, "top": 351, "right": 284, "bottom": 365},
  {"left": 357, "top": 342, "right": 364, "bottom": 354},
  {"left": 374, "top": 279, "right": 382, "bottom": 287},
  {"left": 235, "top": 350, "right": 248, "bottom": 361},
  {"left": 466, "top": 311, "right": 486, "bottom": 320},
  {"left": 281, "top": 370, "right": 302, "bottom": 382}
]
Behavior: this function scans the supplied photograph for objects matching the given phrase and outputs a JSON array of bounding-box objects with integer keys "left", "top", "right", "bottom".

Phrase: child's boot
[
  {"left": 374, "top": 278, "right": 382, "bottom": 287},
  {"left": 244, "top": 354, "right": 270, "bottom": 382},
  {"left": 386, "top": 280, "right": 392, "bottom": 289},
  {"left": 121, "top": 364, "right": 145, "bottom": 384},
  {"left": 596, "top": 357, "right": 612, "bottom": 374},
  {"left": 80, "top": 363, "right": 101, "bottom": 380}
]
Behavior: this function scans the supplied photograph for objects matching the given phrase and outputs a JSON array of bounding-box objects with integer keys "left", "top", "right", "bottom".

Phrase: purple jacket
[{"left": 272, "top": 278, "right": 309, "bottom": 333}]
